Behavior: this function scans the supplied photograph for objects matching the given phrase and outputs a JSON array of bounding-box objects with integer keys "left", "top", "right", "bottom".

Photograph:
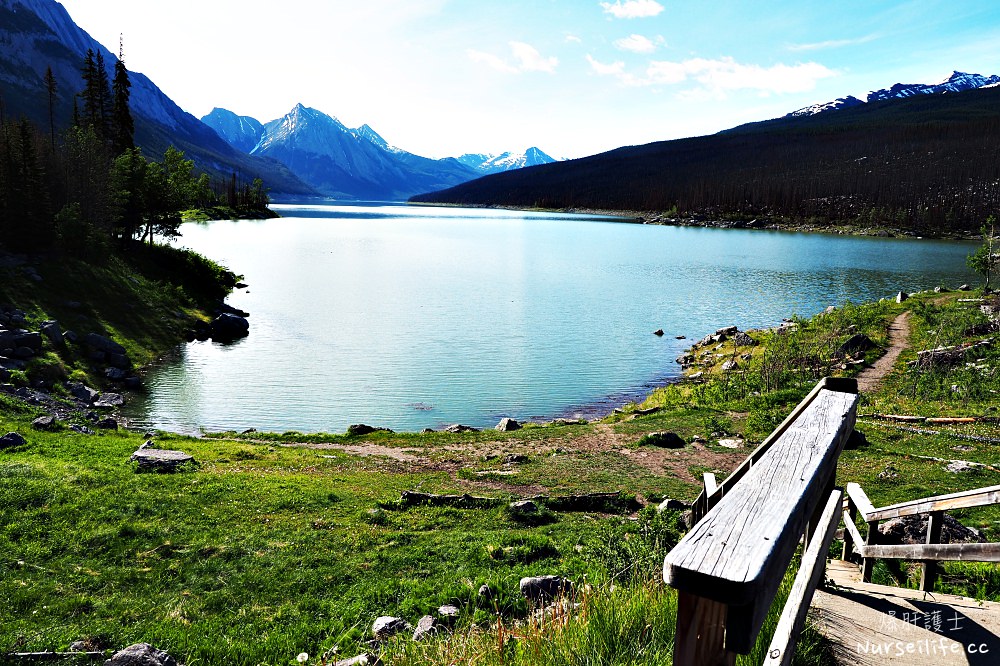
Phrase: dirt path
[{"left": 856, "top": 311, "right": 911, "bottom": 394}]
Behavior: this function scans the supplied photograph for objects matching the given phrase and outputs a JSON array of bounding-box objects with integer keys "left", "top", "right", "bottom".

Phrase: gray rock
[
  {"left": 896, "top": 291, "right": 909, "bottom": 303},
  {"left": 502, "top": 453, "right": 529, "bottom": 464},
  {"left": 31, "top": 415, "right": 56, "bottom": 430},
  {"left": 0, "top": 329, "right": 41, "bottom": 352},
  {"left": 958, "top": 284, "right": 970, "bottom": 291},
  {"left": 478, "top": 584, "right": 494, "bottom": 600},
  {"left": 946, "top": 460, "right": 975, "bottom": 473},
  {"left": 412, "top": 615, "right": 438, "bottom": 641},
  {"left": 519, "top": 575, "right": 572, "bottom": 603},
  {"left": 372, "top": 616, "right": 412, "bottom": 640},
  {"left": 104, "top": 643, "right": 178, "bottom": 666},
  {"left": 347, "top": 424, "right": 393, "bottom": 436},
  {"left": 640, "top": 432, "right": 685, "bottom": 448},
  {"left": 837, "top": 333, "right": 877, "bottom": 357},
  {"left": 69, "top": 425, "right": 95, "bottom": 435},
  {"left": 0, "top": 432, "right": 27, "bottom": 449},
  {"left": 96, "top": 417, "right": 118, "bottom": 430},
  {"left": 509, "top": 499, "right": 539, "bottom": 514},
  {"left": 12, "top": 346, "right": 36, "bottom": 359},
  {"left": 68, "top": 382, "right": 99, "bottom": 404},
  {"left": 131, "top": 448, "right": 195, "bottom": 473},
  {"left": 95, "top": 393, "right": 125, "bottom": 408},
  {"left": 878, "top": 513, "right": 983, "bottom": 545},
  {"left": 105, "top": 368, "right": 128, "bottom": 381},
  {"left": 68, "top": 641, "right": 90, "bottom": 652},
  {"left": 657, "top": 498, "right": 690, "bottom": 512},
  {"left": 495, "top": 417, "right": 521, "bottom": 432},
  {"left": 715, "top": 326, "right": 738, "bottom": 336},
  {"left": 653, "top": 329, "right": 664, "bottom": 336},
  {"left": 108, "top": 353, "right": 132, "bottom": 370},
  {"left": 733, "top": 332, "right": 757, "bottom": 347},
  {"left": 209, "top": 313, "right": 250, "bottom": 341},
  {"left": 437, "top": 605, "right": 460, "bottom": 621},
  {"left": 334, "top": 655, "right": 371, "bottom": 666},
  {"left": 444, "top": 424, "right": 479, "bottom": 433},
  {"left": 721, "top": 360, "right": 739, "bottom": 372},
  {"left": 84, "top": 333, "right": 126, "bottom": 356},
  {"left": 64, "top": 330, "right": 78, "bottom": 343},
  {"left": 40, "top": 321, "right": 63, "bottom": 345}
]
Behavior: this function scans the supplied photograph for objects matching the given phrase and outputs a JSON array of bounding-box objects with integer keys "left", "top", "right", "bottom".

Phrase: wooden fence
[{"left": 663, "top": 376, "right": 1000, "bottom": 665}]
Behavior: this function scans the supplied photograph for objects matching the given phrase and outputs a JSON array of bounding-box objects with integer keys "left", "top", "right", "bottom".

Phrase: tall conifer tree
[{"left": 112, "top": 36, "right": 134, "bottom": 155}]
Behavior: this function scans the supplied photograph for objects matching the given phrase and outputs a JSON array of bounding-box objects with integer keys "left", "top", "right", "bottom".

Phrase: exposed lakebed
[{"left": 125, "top": 202, "right": 977, "bottom": 433}]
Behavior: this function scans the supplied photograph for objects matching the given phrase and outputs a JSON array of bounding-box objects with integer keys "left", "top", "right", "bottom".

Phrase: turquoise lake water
[{"left": 125, "top": 202, "right": 978, "bottom": 434}]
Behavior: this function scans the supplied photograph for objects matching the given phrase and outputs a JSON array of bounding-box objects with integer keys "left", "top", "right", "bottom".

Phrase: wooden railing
[
  {"left": 842, "top": 482, "right": 1000, "bottom": 590},
  {"left": 664, "top": 378, "right": 859, "bottom": 666}
]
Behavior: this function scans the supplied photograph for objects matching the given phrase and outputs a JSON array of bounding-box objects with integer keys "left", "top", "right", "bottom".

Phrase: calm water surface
[{"left": 126, "top": 203, "right": 977, "bottom": 433}]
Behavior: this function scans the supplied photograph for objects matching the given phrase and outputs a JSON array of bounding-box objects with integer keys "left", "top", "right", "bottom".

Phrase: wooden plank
[
  {"left": 859, "top": 541, "right": 1000, "bottom": 561},
  {"left": 867, "top": 483, "right": 1000, "bottom": 520},
  {"left": 704, "top": 472, "right": 718, "bottom": 497},
  {"left": 841, "top": 511, "right": 865, "bottom": 555},
  {"left": 919, "top": 510, "right": 943, "bottom": 591},
  {"left": 673, "top": 592, "right": 736, "bottom": 666},
  {"left": 861, "top": 519, "right": 878, "bottom": 582},
  {"left": 763, "top": 489, "right": 842, "bottom": 666},
  {"left": 664, "top": 388, "right": 858, "bottom": 653},
  {"left": 844, "top": 482, "right": 875, "bottom": 521},
  {"left": 686, "top": 378, "right": 856, "bottom": 523}
]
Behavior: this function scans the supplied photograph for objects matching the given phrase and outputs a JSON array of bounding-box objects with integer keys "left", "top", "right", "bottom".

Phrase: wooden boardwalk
[{"left": 810, "top": 560, "right": 1000, "bottom": 665}]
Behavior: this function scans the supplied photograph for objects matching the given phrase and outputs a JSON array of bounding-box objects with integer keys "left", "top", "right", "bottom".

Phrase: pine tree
[
  {"left": 44, "top": 66, "right": 57, "bottom": 151},
  {"left": 112, "top": 36, "right": 134, "bottom": 155},
  {"left": 80, "top": 49, "right": 113, "bottom": 140}
]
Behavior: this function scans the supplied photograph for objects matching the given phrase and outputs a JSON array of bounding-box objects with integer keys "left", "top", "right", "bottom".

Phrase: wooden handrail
[
  {"left": 665, "top": 380, "right": 858, "bottom": 661},
  {"left": 844, "top": 483, "right": 875, "bottom": 521},
  {"left": 866, "top": 483, "right": 1000, "bottom": 520},
  {"left": 688, "top": 377, "right": 857, "bottom": 524},
  {"left": 858, "top": 542, "right": 1000, "bottom": 561}
]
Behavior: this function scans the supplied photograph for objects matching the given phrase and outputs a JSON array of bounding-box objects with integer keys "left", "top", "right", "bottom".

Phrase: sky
[{"left": 57, "top": 0, "right": 1000, "bottom": 160}]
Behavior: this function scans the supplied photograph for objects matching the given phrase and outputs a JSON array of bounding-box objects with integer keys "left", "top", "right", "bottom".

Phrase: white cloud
[
  {"left": 467, "top": 49, "right": 519, "bottom": 73},
  {"left": 614, "top": 34, "right": 658, "bottom": 54},
  {"left": 787, "top": 34, "right": 878, "bottom": 52},
  {"left": 600, "top": 0, "right": 664, "bottom": 19},
  {"left": 588, "top": 55, "right": 838, "bottom": 95},
  {"left": 565, "top": 34, "right": 583, "bottom": 44},
  {"left": 586, "top": 54, "right": 626, "bottom": 76},
  {"left": 467, "top": 42, "right": 558, "bottom": 74},
  {"left": 510, "top": 41, "right": 559, "bottom": 73}
]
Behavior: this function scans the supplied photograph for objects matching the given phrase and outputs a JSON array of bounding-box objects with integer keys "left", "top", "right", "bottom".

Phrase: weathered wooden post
[
  {"left": 664, "top": 379, "right": 858, "bottom": 666},
  {"left": 919, "top": 510, "right": 944, "bottom": 591}
]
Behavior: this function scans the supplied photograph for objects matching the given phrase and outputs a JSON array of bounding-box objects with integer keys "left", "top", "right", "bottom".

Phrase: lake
[{"left": 125, "top": 203, "right": 978, "bottom": 434}]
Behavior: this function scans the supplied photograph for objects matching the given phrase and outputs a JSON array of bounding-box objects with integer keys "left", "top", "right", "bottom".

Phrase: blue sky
[{"left": 59, "top": 0, "right": 1000, "bottom": 159}]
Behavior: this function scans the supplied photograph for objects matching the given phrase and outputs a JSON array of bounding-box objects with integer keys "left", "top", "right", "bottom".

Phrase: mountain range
[
  {"left": 201, "top": 106, "right": 556, "bottom": 200},
  {"left": 0, "top": 0, "right": 315, "bottom": 195}
]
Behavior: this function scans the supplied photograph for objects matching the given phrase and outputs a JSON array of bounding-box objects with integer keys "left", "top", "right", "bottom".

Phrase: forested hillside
[{"left": 413, "top": 86, "right": 1000, "bottom": 235}]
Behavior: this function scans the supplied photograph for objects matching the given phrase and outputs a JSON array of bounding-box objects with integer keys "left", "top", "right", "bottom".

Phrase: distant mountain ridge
[
  {"left": 787, "top": 70, "right": 1000, "bottom": 117},
  {"left": 201, "top": 105, "right": 557, "bottom": 200},
  {"left": 0, "top": 0, "right": 314, "bottom": 194}
]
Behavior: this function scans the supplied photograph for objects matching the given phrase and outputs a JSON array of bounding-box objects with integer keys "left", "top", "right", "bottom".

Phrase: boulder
[
  {"left": 105, "top": 368, "right": 128, "bottom": 381},
  {"left": 721, "top": 360, "right": 739, "bottom": 372},
  {"left": 478, "top": 584, "right": 494, "bottom": 600},
  {"left": 346, "top": 424, "right": 393, "bottom": 436},
  {"left": 84, "top": 333, "right": 126, "bottom": 356},
  {"left": 108, "top": 353, "right": 132, "bottom": 370},
  {"left": 502, "top": 453, "right": 529, "bottom": 464},
  {"left": 437, "top": 605, "right": 461, "bottom": 621},
  {"left": 444, "top": 424, "right": 479, "bottom": 433},
  {"left": 372, "top": 616, "right": 412, "bottom": 641},
  {"left": 104, "top": 643, "right": 178, "bottom": 666},
  {"left": 69, "top": 425, "right": 95, "bottom": 435},
  {"left": 639, "top": 432, "right": 685, "bottom": 448},
  {"left": 95, "top": 393, "right": 125, "bottom": 408},
  {"left": 12, "top": 346, "right": 36, "bottom": 359},
  {"left": 130, "top": 448, "right": 195, "bottom": 473},
  {"left": 40, "top": 321, "right": 63, "bottom": 345},
  {"left": 653, "top": 329, "right": 664, "bottom": 336},
  {"left": 733, "top": 332, "right": 757, "bottom": 347},
  {"left": 334, "top": 655, "right": 371, "bottom": 666},
  {"left": 68, "top": 382, "right": 99, "bottom": 404},
  {"left": 0, "top": 432, "right": 27, "bottom": 449},
  {"left": 896, "top": 291, "right": 909, "bottom": 303},
  {"left": 209, "top": 313, "right": 250, "bottom": 341},
  {"left": 878, "top": 513, "right": 982, "bottom": 545},
  {"left": 837, "top": 333, "right": 876, "bottom": 357},
  {"left": 96, "top": 417, "right": 118, "bottom": 430},
  {"left": 0, "top": 329, "right": 41, "bottom": 352},
  {"left": 509, "top": 499, "right": 539, "bottom": 514},
  {"left": 412, "top": 615, "right": 439, "bottom": 641},
  {"left": 715, "top": 326, "right": 738, "bottom": 336},
  {"left": 495, "top": 417, "right": 521, "bottom": 432},
  {"left": 657, "top": 498, "right": 690, "bottom": 512},
  {"left": 31, "top": 415, "right": 56, "bottom": 431},
  {"left": 520, "top": 575, "right": 572, "bottom": 603}
]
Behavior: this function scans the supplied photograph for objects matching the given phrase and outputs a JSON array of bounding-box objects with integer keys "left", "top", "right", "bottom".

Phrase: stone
[
  {"left": 509, "top": 499, "right": 539, "bottom": 514},
  {"left": 69, "top": 425, "right": 95, "bottom": 435},
  {"left": 878, "top": 513, "right": 983, "bottom": 545},
  {"left": 105, "top": 368, "right": 127, "bottom": 381},
  {"left": 64, "top": 330, "right": 78, "bottom": 343},
  {"left": 372, "top": 616, "right": 412, "bottom": 640},
  {"left": 657, "top": 498, "right": 689, "bottom": 512},
  {"left": 31, "top": 415, "right": 56, "bottom": 430},
  {"left": 95, "top": 393, "right": 125, "bottom": 408},
  {"left": 520, "top": 575, "right": 572, "bottom": 603},
  {"left": 108, "top": 353, "right": 132, "bottom": 370},
  {"left": 346, "top": 424, "right": 393, "bottom": 436},
  {"left": 958, "top": 284, "right": 970, "bottom": 291},
  {"left": 334, "top": 655, "right": 371, "bottom": 666},
  {"left": 837, "top": 333, "right": 876, "bottom": 357},
  {"left": 130, "top": 448, "right": 195, "bottom": 472},
  {"left": 68, "top": 382, "right": 99, "bottom": 404},
  {"left": 478, "top": 584, "right": 494, "bottom": 600},
  {"left": 720, "top": 359, "right": 739, "bottom": 372},
  {"left": 715, "top": 326, "right": 738, "bottom": 336},
  {"left": 824, "top": 306, "right": 837, "bottom": 314},
  {"left": 437, "top": 604, "right": 460, "bottom": 621},
  {"left": 896, "top": 291, "right": 909, "bottom": 303},
  {"left": 84, "top": 333, "right": 126, "bottom": 356},
  {"left": 103, "top": 643, "right": 178, "bottom": 666},
  {"left": 495, "top": 417, "right": 521, "bottom": 432},
  {"left": 12, "top": 346, "right": 35, "bottom": 359},
  {"left": 717, "top": 438, "right": 745, "bottom": 449},
  {"left": 96, "top": 417, "right": 118, "bottom": 430},
  {"left": 412, "top": 615, "right": 438, "bottom": 641},
  {"left": 40, "top": 321, "right": 63, "bottom": 345},
  {"left": 733, "top": 332, "right": 757, "bottom": 347},
  {"left": 945, "top": 460, "right": 975, "bottom": 473},
  {"left": 640, "top": 432, "right": 685, "bottom": 448},
  {"left": 502, "top": 453, "right": 529, "bottom": 464},
  {"left": 0, "top": 432, "right": 27, "bottom": 449},
  {"left": 209, "top": 313, "right": 250, "bottom": 341},
  {"left": 444, "top": 424, "right": 479, "bottom": 433},
  {"left": 653, "top": 329, "right": 664, "bottom": 336}
]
